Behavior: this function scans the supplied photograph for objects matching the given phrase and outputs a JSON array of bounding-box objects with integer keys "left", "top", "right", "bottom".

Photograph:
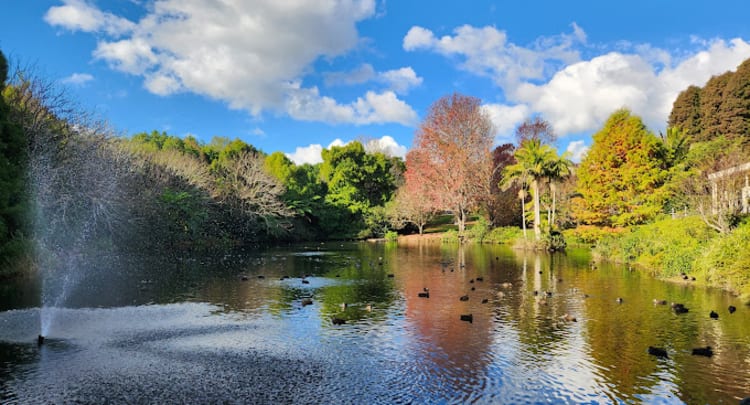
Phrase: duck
[
  {"left": 240, "top": 275, "right": 249, "bottom": 281},
  {"left": 387, "top": 274, "right": 395, "bottom": 278},
  {"left": 340, "top": 302, "right": 348, "bottom": 310},
  {"left": 469, "top": 279, "right": 475, "bottom": 284},
  {"left": 301, "top": 298, "right": 313, "bottom": 306},
  {"left": 459, "top": 295, "right": 469, "bottom": 301},
  {"left": 460, "top": 314, "right": 473, "bottom": 323},
  {"left": 301, "top": 279, "right": 310, "bottom": 284},
  {"left": 501, "top": 282, "right": 513, "bottom": 288},
  {"left": 616, "top": 297, "right": 624, "bottom": 304},
  {"left": 692, "top": 346, "right": 713, "bottom": 357},
  {"left": 648, "top": 346, "right": 668, "bottom": 358},
  {"left": 671, "top": 303, "right": 689, "bottom": 314},
  {"left": 475, "top": 277, "right": 484, "bottom": 282},
  {"left": 471, "top": 287, "right": 476, "bottom": 291},
  {"left": 331, "top": 317, "right": 346, "bottom": 325},
  {"left": 653, "top": 299, "right": 667, "bottom": 305},
  {"left": 496, "top": 291, "right": 505, "bottom": 298},
  {"left": 538, "top": 298, "right": 548, "bottom": 306},
  {"left": 729, "top": 305, "right": 737, "bottom": 314},
  {"left": 709, "top": 310, "right": 718, "bottom": 319},
  {"left": 418, "top": 291, "right": 430, "bottom": 298},
  {"left": 257, "top": 275, "right": 265, "bottom": 279},
  {"left": 481, "top": 298, "right": 489, "bottom": 304},
  {"left": 561, "top": 313, "right": 577, "bottom": 322},
  {"left": 364, "top": 304, "right": 373, "bottom": 312}
]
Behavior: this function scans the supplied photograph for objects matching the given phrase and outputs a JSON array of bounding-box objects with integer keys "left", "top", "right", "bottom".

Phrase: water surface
[{"left": 1, "top": 242, "right": 748, "bottom": 404}]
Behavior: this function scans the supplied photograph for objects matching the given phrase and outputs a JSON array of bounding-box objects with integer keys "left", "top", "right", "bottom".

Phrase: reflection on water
[{"left": 1, "top": 242, "right": 749, "bottom": 403}]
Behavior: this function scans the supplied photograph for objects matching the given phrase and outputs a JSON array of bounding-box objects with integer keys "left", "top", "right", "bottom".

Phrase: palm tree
[
  {"left": 544, "top": 152, "right": 574, "bottom": 227},
  {"left": 503, "top": 139, "right": 556, "bottom": 241}
]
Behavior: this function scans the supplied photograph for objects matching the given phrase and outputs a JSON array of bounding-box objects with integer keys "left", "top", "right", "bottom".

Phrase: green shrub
[
  {"left": 694, "top": 222, "right": 750, "bottom": 302},
  {"left": 593, "top": 216, "right": 714, "bottom": 277},
  {"left": 466, "top": 217, "right": 489, "bottom": 243},
  {"left": 484, "top": 226, "right": 523, "bottom": 244},
  {"left": 441, "top": 229, "right": 460, "bottom": 244},
  {"left": 543, "top": 230, "right": 566, "bottom": 251},
  {"left": 384, "top": 231, "right": 398, "bottom": 242}
]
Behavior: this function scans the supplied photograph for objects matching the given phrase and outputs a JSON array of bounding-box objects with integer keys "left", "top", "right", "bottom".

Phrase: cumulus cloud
[
  {"left": 481, "top": 103, "right": 529, "bottom": 143},
  {"left": 286, "top": 87, "right": 417, "bottom": 125},
  {"left": 403, "top": 24, "right": 583, "bottom": 92},
  {"left": 325, "top": 64, "right": 423, "bottom": 94},
  {"left": 46, "top": 0, "right": 417, "bottom": 126},
  {"left": 565, "top": 140, "right": 589, "bottom": 163},
  {"left": 363, "top": 135, "right": 408, "bottom": 158},
  {"left": 44, "top": 0, "right": 135, "bottom": 36},
  {"left": 286, "top": 144, "right": 324, "bottom": 165},
  {"left": 406, "top": 22, "right": 750, "bottom": 136},
  {"left": 61, "top": 72, "right": 94, "bottom": 86}
]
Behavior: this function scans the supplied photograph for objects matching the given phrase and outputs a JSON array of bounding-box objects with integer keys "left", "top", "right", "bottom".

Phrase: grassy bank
[{"left": 589, "top": 216, "right": 750, "bottom": 303}]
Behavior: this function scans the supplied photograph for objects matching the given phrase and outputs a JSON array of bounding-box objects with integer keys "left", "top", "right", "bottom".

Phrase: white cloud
[
  {"left": 407, "top": 22, "right": 750, "bottom": 137},
  {"left": 61, "top": 72, "right": 94, "bottom": 86},
  {"left": 286, "top": 87, "right": 417, "bottom": 125},
  {"left": 44, "top": 0, "right": 135, "bottom": 36},
  {"left": 481, "top": 103, "right": 529, "bottom": 143},
  {"left": 251, "top": 127, "right": 266, "bottom": 136},
  {"left": 565, "top": 140, "right": 589, "bottom": 163},
  {"left": 380, "top": 67, "right": 423, "bottom": 94},
  {"left": 325, "top": 64, "right": 422, "bottom": 94},
  {"left": 285, "top": 136, "right": 407, "bottom": 165},
  {"left": 46, "top": 0, "right": 416, "bottom": 126},
  {"left": 403, "top": 24, "right": 583, "bottom": 92},
  {"left": 363, "top": 135, "right": 408, "bottom": 158},
  {"left": 286, "top": 144, "right": 324, "bottom": 165}
]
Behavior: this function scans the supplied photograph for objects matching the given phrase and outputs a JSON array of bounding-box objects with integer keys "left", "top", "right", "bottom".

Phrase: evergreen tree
[
  {"left": 700, "top": 72, "right": 733, "bottom": 141},
  {"left": 668, "top": 85, "right": 702, "bottom": 138},
  {"left": 574, "top": 109, "right": 668, "bottom": 226}
]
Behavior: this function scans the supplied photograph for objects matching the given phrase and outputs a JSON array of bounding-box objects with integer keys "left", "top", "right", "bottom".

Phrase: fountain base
[{"left": 38, "top": 334, "right": 45, "bottom": 346}]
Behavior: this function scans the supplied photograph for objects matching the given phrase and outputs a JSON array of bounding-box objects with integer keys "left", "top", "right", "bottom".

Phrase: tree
[
  {"left": 544, "top": 151, "right": 574, "bottom": 227},
  {"left": 700, "top": 72, "right": 733, "bottom": 141},
  {"left": 668, "top": 85, "right": 702, "bottom": 138},
  {"left": 515, "top": 116, "right": 557, "bottom": 145},
  {"left": 408, "top": 93, "right": 494, "bottom": 234},
  {"left": 388, "top": 182, "right": 437, "bottom": 235},
  {"left": 574, "top": 109, "right": 669, "bottom": 226},
  {"left": 484, "top": 143, "right": 519, "bottom": 227},
  {"left": 503, "top": 139, "right": 556, "bottom": 240},
  {"left": 720, "top": 58, "right": 750, "bottom": 141}
]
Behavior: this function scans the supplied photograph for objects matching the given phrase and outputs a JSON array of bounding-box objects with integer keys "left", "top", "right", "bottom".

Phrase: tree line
[{"left": 2, "top": 47, "right": 750, "bottom": 277}]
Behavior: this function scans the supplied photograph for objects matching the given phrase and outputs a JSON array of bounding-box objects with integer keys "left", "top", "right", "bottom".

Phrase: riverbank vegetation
[{"left": 1, "top": 48, "right": 750, "bottom": 301}]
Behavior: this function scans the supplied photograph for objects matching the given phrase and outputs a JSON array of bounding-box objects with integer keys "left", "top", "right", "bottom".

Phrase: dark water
[{"left": 0, "top": 242, "right": 748, "bottom": 404}]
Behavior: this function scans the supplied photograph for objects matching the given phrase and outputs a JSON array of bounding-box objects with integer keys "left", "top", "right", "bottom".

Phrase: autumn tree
[
  {"left": 407, "top": 93, "right": 494, "bottom": 234},
  {"left": 574, "top": 109, "right": 669, "bottom": 226},
  {"left": 388, "top": 179, "right": 437, "bottom": 235},
  {"left": 484, "top": 143, "right": 519, "bottom": 227},
  {"left": 515, "top": 116, "right": 557, "bottom": 145}
]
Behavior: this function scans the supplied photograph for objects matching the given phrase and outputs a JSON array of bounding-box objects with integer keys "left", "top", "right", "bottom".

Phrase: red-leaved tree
[{"left": 406, "top": 93, "right": 494, "bottom": 234}]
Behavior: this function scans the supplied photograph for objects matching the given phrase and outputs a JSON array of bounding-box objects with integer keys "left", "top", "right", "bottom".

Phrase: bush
[
  {"left": 484, "top": 226, "right": 524, "bottom": 244},
  {"left": 441, "top": 229, "right": 460, "bottom": 244},
  {"left": 543, "top": 230, "right": 566, "bottom": 251},
  {"left": 562, "top": 225, "right": 624, "bottom": 246},
  {"left": 384, "top": 231, "right": 398, "bottom": 242},
  {"left": 593, "top": 216, "right": 715, "bottom": 277},
  {"left": 466, "top": 217, "right": 490, "bottom": 243},
  {"left": 694, "top": 222, "right": 750, "bottom": 302}
]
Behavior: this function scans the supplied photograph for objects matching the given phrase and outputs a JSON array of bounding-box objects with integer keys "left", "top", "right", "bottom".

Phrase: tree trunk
[
  {"left": 532, "top": 180, "right": 541, "bottom": 241},
  {"left": 550, "top": 182, "right": 557, "bottom": 227},
  {"left": 521, "top": 197, "right": 527, "bottom": 239}
]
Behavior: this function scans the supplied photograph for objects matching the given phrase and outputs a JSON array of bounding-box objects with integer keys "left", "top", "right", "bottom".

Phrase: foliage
[
  {"left": 503, "top": 139, "right": 557, "bottom": 240},
  {"left": 407, "top": 93, "right": 494, "bottom": 234},
  {"left": 562, "top": 225, "right": 624, "bottom": 246},
  {"left": 482, "top": 226, "right": 523, "bottom": 245},
  {"left": 670, "top": 58, "right": 750, "bottom": 144},
  {"left": 465, "top": 216, "right": 490, "bottom": 243},
  {"left": 514, "top": 116, "right": 557, "bottom": 145},
  {"left": 542, "top": 230, "right": 566, "bottom": 251},
  {"left": 441, "top": 229, "right": 460, "bottom": 244},
  {"left": 694, "top": 221, "right": 750, "bottom": 301},
  {"left": 384, "top": 230, "right": 398, "bottom": 242},
  {"left": 573, "top": 109, "right": 669, "bottom": 226},
  {"left": 0, "top": 51, "right": 28, "bottom": 267},
  {"left": 484, "top": 143, "right": 519, "bottom": 227},
  {"left": 593, "top": 216, "right": 715, "bottom": 277}
]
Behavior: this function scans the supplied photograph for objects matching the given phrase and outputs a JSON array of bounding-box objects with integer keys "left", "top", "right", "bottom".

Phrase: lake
[{"left": 1, "top": 241, "right": 748, "bottom": 404}]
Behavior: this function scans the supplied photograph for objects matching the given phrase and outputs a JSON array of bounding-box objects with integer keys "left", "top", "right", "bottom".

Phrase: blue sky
[{"left": 2, "top": 1, "right": 750, "bottom": 164}]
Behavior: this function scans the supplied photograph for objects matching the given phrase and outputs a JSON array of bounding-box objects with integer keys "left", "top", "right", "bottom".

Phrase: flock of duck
[{"left": 241, "top": 259, "right": 741, "bottom": 361}]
